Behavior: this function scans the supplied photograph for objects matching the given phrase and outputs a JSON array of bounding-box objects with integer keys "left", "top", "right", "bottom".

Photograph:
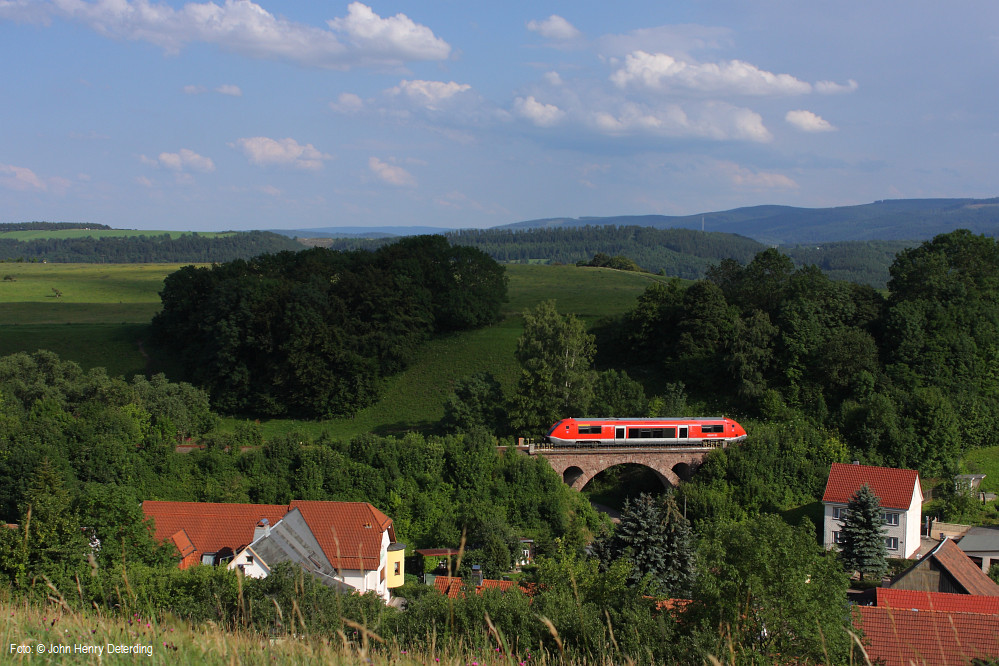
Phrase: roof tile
[
  {"left": 855, "top": 606, "right": 999, "bottom": 666},
  {"left": 823, "top": 462, "right": 921, "bottom": 509},
  {"left": 877, "top": 588, "right": 999, "bottom": 614}
]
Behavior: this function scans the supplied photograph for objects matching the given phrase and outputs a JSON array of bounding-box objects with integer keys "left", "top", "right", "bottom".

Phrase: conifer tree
[
  {"left": 594, "top": 491, "right": 696, "bottom": 597},
  {"left": 839, "top": 483, "right": 888, "bottom": 580}
]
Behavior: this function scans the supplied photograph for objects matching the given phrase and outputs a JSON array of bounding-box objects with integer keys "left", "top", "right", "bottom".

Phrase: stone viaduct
[{"left": 521, "top": 441, "right": 715, "bottom": 490}]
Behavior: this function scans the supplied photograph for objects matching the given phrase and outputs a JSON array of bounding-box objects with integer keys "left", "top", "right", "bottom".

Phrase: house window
[
  {"left": 883, "top": 512, "right": 899, "bottom": 526},
  {"left": 886, "top": 537, "right": 899, "bottom": 551},
  {"left": 833, "top": 531, "right": 843, "bottom": 544},
  {"left": 833, "top": 507, "right": 848, "bottom": 520},
  {"left": 245, "top": 556, "right": 254, "bottom": 565},
  {"left": 394, "top": 561, "right": 400, "bottom": 576}
]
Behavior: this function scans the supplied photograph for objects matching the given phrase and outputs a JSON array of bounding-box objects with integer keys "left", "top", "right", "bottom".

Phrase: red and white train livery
[{"left": 545, "top": 417, "right": 747, "bottom": 448}]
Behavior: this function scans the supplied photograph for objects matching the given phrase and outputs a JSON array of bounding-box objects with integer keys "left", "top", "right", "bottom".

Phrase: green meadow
[{"left": 0, "top": 262, "right": 670, "bottom": 439}]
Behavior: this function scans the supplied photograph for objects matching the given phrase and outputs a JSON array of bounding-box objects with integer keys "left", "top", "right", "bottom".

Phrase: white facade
[
  {"left": 823, "top": 479, "right": 922, "bottom": 559},
  {"left": 229, "top": 526, "right": 393, "bottom": 602}
]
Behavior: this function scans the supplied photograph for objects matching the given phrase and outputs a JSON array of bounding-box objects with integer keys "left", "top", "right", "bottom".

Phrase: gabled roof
[
  {"left": 289, "top": 500, "right": 394, "bottom": 571},
  {"left": 822, "top": 462, "right": 921, "bottom": 509},
  {"left": 142, "top": 500, "right": 394, "bottom": 572},
  {"left": 890, "top": 537, "right": 999, "bottom": 596},
  {"left": 854, "top": 606, "right": 999, "bottom": 666},
  {"left": 876, "top": 588, "right": 999, "bottom": 614}
]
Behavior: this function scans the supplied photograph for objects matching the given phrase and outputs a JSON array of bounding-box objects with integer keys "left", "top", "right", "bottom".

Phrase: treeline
[
  {"left": 0, "top": 221, "right": 112, "bottom": 231},
  {"left": 152, "top": 236, "right": 508, "bottom": 418},
  {"left": 606, "top": 229, "right": 999, "bottom": 477},
  {"left": 0, "top": 231, "right": 301, "bottom": 263},
  {"left": 310, "top": 226, "right": 912, "bottom": 287}
]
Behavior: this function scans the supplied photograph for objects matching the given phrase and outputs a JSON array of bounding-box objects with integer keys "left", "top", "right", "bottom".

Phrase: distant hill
[
  {"left": 269, "top": 225, "right": 451, "bottom": 239},
  {"left": 0, "top": 229, "right": 301, "bottom": 263},
  {"left": 499, "top": 198, "right": 999, "bottom": 245}
]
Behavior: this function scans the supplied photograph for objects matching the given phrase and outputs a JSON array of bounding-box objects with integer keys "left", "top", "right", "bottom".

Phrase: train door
[
  {"left": 678, "top": 426, "right": 688, "bottom": 443},
  {"left": 615, "top": 426, "right": 625, "bottom": 444}
]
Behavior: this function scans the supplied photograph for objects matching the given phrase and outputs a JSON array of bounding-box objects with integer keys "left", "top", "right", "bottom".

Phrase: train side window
[{"left": 664, "top": 427, "right": 676, "bottom": 438}]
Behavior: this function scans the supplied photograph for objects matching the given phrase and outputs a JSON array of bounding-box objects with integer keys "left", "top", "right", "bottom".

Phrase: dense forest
[
  {"left": 0, "top": 230, "right": 301, "bottom": 263},
  {"left": 152, "top": 236, "right": 508, "bottom": 418}
]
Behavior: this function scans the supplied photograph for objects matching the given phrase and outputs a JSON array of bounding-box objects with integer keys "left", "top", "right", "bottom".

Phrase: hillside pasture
[{"left": 0, "top": 261, "right": 671, "bottom": 440}]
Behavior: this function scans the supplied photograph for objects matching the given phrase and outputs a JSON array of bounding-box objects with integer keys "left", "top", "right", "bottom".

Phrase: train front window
[{"left": 547, "top": 421, "right": 563, "bottom": 436}]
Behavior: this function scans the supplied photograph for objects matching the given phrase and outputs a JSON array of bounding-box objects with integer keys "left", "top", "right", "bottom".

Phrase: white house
[{"left": 822, "top": 462, "right": 922, "bottom": 559}]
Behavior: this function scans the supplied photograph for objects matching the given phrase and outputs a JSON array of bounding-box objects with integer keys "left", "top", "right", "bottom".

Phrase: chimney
[
  {"left": 253, "top": 518, "right": 270, "bottom": 541},
  {"left": 852, "top": 460, "right": 860, "bottom": 465},
  {"left": 472, "top": 564, "right": 483, "bottom": 587}
]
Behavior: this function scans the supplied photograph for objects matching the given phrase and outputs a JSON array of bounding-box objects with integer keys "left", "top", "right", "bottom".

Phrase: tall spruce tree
[
  {"left": 593, "top": 491, "right": 696, "bottom": 597},
  {"left": 839, "top": 483, "right": 888, "bottom": 580}
]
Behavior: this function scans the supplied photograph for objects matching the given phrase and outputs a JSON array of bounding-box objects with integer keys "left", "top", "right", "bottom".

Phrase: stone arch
[
  {"left": 562, "top": 466, "right": 585, "bottom": 487},
  {"left": 571, "top": 461, "right": 679, "bottom": 491},
  {"left": 672, "top": 462, "right": 694, "bottom": 483}
]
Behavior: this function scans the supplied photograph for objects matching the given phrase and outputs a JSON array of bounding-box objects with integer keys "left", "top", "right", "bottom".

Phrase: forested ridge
[
  {"left": 0, "top": 230, "right": 301, "bottom": 263},
  {"left": 310, "top": 226, "right": 913, "bottom": 288}
]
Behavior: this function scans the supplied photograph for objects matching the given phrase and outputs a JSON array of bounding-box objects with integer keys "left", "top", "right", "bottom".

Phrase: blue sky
[{"left": 1, "top": 1, "right": 997, "bottom": 231}]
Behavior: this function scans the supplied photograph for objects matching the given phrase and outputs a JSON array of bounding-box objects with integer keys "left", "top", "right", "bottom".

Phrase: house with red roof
[
  {"left": 142, "top": 500, "right": 405, "bottom": 603},
  {"left": 853, "top": 605, "right": 999, "bottom": 666},
  {"left": 822, "top": 462, "right": 923, "bottom": 559}
]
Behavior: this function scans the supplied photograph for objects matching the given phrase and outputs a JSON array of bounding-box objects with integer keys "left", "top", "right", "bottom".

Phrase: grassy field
[
  {"left": 963, "top": 446, "right": 999, "bottom": 493},
  {"left": 0, "top": 600, "right": 520, "bottom": 666},
  {"left": 0, "top": 229, "right": 232, "bottom": 240},
  {"left": 0, "top": 262, "right": 670, "bottom": 440}
]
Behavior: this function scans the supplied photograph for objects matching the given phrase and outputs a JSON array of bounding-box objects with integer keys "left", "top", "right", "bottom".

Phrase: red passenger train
[{"left": 544, "top": 417, "right": 747, "bottom": 448}]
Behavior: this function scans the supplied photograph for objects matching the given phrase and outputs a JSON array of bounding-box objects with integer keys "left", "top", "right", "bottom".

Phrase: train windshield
[{"left": 547, "top": 421, "right": 564, "bottom": 436}]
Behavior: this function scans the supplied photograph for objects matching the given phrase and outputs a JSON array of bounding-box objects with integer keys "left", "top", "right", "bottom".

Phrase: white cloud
[
  {"left": 785, "top": 109, "right": 836, "bottom": 132},
  {"left": 257, "top": 184, "right": 282, "bottom": 196},
  {"left": 183, "top": 84, "right": 206, "bottom": 95},
  {"left": 815, "top": 79, "right": 858, "bottom": 95},
  {"left": 162, "top": 148, "right": 216, "bottom": 172},
  {"left": 13, "top": 1, "right": 449, "bottom": 69},
  {"left": 513, "top": 96, "right": 566, "bottom": 127},
  {"left": 0, "top": 0, "right": 51, "bottom": 23},
  {"left": 527, "top": 15, "right": 580, "bottom": 41},
  {"left": 388, "top": 79, "right": 471, "bottom": 109},
  {"left": 215, "top": 84, "right": 242, "bottom": 96},
  {"left": 135, "top": 175, "right": 154, "bottom": 187},
  {"left": 232, "top": 136, "right": 331, "bottom": 169},
  {"left": 544, "top": 71, "right": 563, "bottom": 86},
  {"left": 368, "top": 157, "right": 416, "bottom": 187},
  {"left": 329, "top": 92, "right": 364, "bottom": 114},
  {"left": 0, "top": 163, "right": 46, "bottom": 191},
  {"left": 611, "top": 51, "right": 812, "bottom": 96},
  {"left": 720, "top": 162, "right": 798, "bottom": 190},
  {"left": 142, "top": 149, "right": 215, "bottom": 172},
  {"left": 589, "top": 101, "right": 771, "bottom": 142},
  {"left": 328, "top": 2, "right": 451, "bottom": 63}
]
